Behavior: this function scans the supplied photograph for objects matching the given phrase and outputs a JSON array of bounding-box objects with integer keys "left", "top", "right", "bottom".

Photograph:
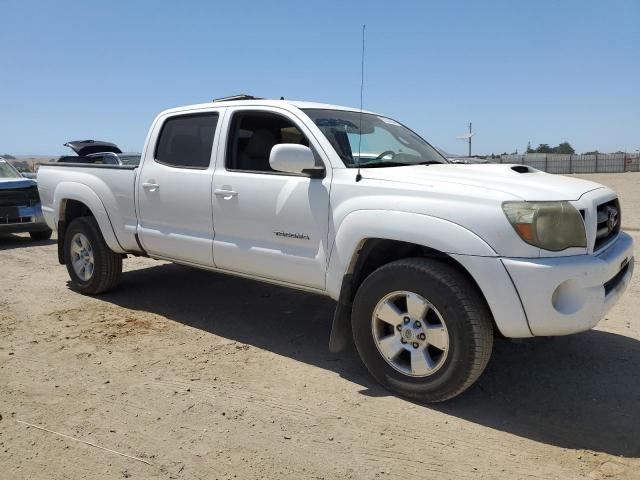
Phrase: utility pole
[{"left": 457, "top": 123, "right": 475, "bottom": 157}]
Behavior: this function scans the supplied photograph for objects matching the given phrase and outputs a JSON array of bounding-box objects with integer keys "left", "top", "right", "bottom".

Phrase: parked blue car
[{"left": 0, "top": 158, "right": 52, "bottom": 240}]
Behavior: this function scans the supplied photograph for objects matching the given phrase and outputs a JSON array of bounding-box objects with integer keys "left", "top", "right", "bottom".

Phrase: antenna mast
[{"left": 356, "top": 24, "right": 365, "bottom": 182}]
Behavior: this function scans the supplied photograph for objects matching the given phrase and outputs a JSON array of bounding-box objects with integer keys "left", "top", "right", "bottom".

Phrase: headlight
[{"left": 502, "top": 201, "right": 586, "bottom": 251}]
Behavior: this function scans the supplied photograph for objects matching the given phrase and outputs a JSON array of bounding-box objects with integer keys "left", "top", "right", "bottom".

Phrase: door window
[
  {"left": 155, "top": 113, "right": 219, "bottom": 168},
  {"left": 226, "top": 111, "right": 313, "bottom": 173}
]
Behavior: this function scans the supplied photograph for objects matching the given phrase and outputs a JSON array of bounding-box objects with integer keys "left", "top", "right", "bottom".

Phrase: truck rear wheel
[
  {"left": 351, "top": 257, "right": 493, "bottom": 403},
  {"left": 64, "top": 216, "right": 122, "bottom": 295}
]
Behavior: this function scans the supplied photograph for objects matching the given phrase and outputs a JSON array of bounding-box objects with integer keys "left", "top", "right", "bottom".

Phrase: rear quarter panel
[{"left": 37, "top": 165, "right": 139, "bottom": 252}]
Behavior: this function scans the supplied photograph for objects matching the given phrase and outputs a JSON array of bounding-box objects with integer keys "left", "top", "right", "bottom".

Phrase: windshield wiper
[
  {"left": 356, "top": 160, "right": 443, "bottom": 168},
  {"left": 358, "top": 161, "right": 412, "bottom": 168}
]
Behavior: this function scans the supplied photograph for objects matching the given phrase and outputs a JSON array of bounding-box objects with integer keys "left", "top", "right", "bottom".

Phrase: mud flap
[
  {"left": 57, "top": 220, "right": 66, "bottom": 264},
  {"left": 329, "top": 301, "right": 352, "bottom": 352},
  {"left": 329, "top": 274, "right": 354, "bottom": 352}
]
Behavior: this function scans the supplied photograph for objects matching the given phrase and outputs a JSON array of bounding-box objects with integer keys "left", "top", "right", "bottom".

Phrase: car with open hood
[{"left": 57, "top": 140, "right": 141, "bottom": 166}]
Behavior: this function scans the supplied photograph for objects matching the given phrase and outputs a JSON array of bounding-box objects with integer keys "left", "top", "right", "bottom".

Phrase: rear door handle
[
  {"left": 142, "top": 182, "right": 160, "bottom": 191},
  {"left": 214, "top": 188, "right": 238, "bottom": 198}
]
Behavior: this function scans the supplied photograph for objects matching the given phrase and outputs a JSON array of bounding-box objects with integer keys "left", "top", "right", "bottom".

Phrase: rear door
[{"left": 137, "top": 109, "right": 224, "bottom": 266}]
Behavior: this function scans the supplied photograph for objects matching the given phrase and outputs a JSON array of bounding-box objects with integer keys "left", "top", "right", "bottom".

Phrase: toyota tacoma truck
[{"left": 36, "top": 96, "right": 634, "bottom": 402}]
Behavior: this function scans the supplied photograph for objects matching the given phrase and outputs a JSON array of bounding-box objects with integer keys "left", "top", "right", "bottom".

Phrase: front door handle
[
  {"left": 214, "top": 188, "right": 238, "bottom": 198},
  {"left": 142, "top": 182, "right": 160, "bottom": 191}
]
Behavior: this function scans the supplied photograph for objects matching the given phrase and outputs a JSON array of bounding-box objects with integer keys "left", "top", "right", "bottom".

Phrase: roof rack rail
[{"left": 212, "top": 94, "right": 264, "bottom": 102}]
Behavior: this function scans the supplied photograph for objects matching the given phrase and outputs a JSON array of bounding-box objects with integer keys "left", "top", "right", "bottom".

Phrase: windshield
[
  {"left": 303, "top": 109, "right": 447, "bottom": 167},
  {"left": 0, "top": 161, "right": 22, "bottom": 178}
]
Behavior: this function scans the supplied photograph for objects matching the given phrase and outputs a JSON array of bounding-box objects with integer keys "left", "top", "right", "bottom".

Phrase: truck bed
[{"left": 37, "top": 163, "right": 141, "bottom": 253}]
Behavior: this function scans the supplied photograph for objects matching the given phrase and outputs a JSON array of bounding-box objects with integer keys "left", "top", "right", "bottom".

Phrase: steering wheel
[{"left": 375, "top": 150, "right": 396, "bottom": 161}]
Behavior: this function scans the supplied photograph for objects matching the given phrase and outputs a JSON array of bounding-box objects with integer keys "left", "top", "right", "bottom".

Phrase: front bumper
[
  {"left": 502, "top": 232, "right": 634, "bottom": 336},
  {"left": 0, "top": 204, "right": 49, "bottom": 234}
]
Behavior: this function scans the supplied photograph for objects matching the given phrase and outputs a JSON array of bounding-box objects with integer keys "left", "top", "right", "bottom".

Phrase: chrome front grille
[
  {"left": 594, "top": 198, "right": 620, "bottom": 251},
  {"left": 0, "top": 186, "right": 38, "bottom": 207},
  {"left": 0, "top": 190, "right": 29, "bottom": 207}
]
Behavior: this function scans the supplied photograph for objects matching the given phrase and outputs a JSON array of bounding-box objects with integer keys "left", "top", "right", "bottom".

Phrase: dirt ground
[{"left": 1, "top": 173, "right": 639, "bottom": 480}]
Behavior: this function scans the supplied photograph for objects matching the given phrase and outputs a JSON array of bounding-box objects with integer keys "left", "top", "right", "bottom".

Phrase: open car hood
[{"left": 64, "top": 140, "right": 122, "bottom": 156}]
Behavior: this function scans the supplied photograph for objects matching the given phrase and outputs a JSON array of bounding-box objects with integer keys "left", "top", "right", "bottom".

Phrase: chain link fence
[{"left": 494, "top": 153, "right": 640, "bottom": 174}]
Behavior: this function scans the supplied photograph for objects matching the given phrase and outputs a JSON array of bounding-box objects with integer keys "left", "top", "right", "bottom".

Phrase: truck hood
[
  {"left": 361, "top": 163, "right": 604, "bottom": 201},
  {"left": 0, "top": 178, "right": 37, "bottom": 189},
  {"left": 64, "top": 140, "right": 122, "bottom": 156}
]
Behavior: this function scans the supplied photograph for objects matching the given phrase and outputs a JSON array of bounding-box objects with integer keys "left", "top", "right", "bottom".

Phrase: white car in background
[{"left": 447, "top": 156, "right": 489, "bottom": 164}]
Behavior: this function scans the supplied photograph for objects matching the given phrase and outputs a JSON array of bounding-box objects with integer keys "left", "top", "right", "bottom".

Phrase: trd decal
[{"left": 274, "top": 231, "right": 310, "bottom": 240}]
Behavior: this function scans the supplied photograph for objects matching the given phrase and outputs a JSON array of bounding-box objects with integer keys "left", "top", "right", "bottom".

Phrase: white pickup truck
[{"left": 37, "top": 96, "right": 634, "bottom": 402}]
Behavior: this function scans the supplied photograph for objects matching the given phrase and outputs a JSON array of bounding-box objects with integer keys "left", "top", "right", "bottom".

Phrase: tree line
[
  {"left": 486, "top": 142, "right": 631, "bottom": 158},
  {"left": 526, "top": 142, "right": 575, "bottom": 154}
]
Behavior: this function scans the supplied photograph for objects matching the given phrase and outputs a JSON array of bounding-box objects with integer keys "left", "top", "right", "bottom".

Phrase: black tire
[
  {"left": 29, "top": 229, "right": 52, "bottom": 241},
  {"left": 64, "top": 216, "right": 122, "bottom": 295},
  {"left": 351, "top": 257, "right": 493, "bottom": 403}
]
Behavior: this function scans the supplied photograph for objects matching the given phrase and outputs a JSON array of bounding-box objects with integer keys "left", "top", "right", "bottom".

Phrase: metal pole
[{"left": 468, "top": 122, "right": 472, "bottom": 157}]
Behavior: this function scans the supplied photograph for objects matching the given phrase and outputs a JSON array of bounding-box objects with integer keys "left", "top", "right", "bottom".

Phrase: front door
[
  {"left": 211, "top": 107, "right": 330, "bottom": 289},
  {"left": 137, "top": 110, "right": 222, "bottom": 266}
]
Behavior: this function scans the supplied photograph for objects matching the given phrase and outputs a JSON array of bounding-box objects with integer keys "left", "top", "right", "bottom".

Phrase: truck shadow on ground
[
  {"left": 98, "top": 262, "right": 640, "bottom": 458},
  {"left": 0, "top": 233, "right": 55, "bottom": 250}
]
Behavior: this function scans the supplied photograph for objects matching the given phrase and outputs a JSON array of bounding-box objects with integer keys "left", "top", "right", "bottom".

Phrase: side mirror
[{"left": 269, "top": 144, "right": 324, "bottom": 177}]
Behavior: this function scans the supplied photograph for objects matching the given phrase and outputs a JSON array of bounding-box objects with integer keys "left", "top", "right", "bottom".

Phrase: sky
[{"left": 1, "top": 0, "right": 638, "bottom": 156}]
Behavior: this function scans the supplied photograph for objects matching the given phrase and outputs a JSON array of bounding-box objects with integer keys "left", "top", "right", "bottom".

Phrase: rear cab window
[{"left": 155, "top": 113, "right": 219, "bottom": 169}]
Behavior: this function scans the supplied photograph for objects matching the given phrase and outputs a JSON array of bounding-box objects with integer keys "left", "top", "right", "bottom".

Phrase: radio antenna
[{"left": 355, "top": 24, "right": 365, "bottom": 182}]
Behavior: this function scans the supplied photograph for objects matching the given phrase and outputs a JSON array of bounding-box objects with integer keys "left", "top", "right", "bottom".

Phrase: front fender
[
  {"left": 53, "top": 182, "right": 125, "bottom": 253},
  {"left": 325, "top": 209, "right": 496, "bottom": 300},
  {"left": 325, "top": 209, "right": 532, "bottom": 338}
]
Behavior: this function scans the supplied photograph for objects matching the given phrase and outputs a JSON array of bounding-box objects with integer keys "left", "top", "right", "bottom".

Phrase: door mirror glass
[{"left": 269, "top": 144, "right": 322, "bottom": 176}]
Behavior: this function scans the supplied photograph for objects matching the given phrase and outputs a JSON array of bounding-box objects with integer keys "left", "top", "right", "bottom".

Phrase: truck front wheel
[
  {"left": 64, "top": 216, "right": 122, "bottom": 295},
  {"left": 351, "top": 257, "right": 493, "bottom": 402}
]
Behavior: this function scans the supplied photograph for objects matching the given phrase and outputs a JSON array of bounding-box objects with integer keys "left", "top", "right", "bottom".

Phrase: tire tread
[{"left": 29, "top": 229, "right": 52, "bottom": 241}]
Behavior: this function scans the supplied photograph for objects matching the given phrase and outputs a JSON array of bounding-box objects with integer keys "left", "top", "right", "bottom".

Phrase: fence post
[
  {"left": 569, "top": 155, "right": 573, "bottom": 174},
  {"left": 595, "top": 153, "right": 598, "bottom": 173},
  {"left": 545, "top": 154, "right": 548, "bottom": 172}
]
